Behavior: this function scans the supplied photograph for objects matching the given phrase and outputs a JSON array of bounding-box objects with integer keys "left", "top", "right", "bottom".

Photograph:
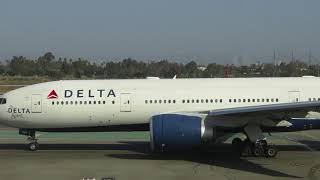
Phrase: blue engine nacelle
[{"left": 150, "top": 114, "right": 208, "bottom": 152}]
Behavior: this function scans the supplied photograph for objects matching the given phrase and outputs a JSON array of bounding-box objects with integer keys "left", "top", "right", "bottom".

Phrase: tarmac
[{"left": 1, "top": 127, "right": 320, "bottom": 180}]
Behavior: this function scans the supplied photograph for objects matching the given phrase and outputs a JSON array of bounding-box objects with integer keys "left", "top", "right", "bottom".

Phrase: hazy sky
[{"left": 1, "top": 0, "right": 319, "bottom": 64}]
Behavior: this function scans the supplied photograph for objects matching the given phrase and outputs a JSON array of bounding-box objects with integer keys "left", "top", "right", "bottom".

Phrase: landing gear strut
[
  {"left": 239, "top": 124, "right": 278, "bottom": 158},
  {"left": 19, "top": 129, "right": 39, "bottom": 151}
]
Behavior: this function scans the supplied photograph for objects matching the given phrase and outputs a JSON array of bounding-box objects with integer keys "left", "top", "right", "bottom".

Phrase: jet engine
[{"left": 149, "top": 113, "right": 214, "bottom": 152}]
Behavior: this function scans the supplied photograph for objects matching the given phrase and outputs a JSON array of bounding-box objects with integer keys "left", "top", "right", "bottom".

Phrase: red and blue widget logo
[{"left": 47, "top": 90, "right": 58, "bottom": 99}]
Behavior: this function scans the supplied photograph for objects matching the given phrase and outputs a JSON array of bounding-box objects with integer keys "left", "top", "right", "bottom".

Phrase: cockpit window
[{"left": 0, "top": 98, "right": 6, "bottom": 104}]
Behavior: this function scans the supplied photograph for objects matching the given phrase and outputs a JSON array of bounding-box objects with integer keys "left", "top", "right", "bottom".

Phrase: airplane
[{"left": 1, "top": 77, "right": 320, "bottom": 158}]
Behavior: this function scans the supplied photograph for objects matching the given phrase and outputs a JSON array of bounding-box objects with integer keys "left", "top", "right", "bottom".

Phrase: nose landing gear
[
  {"left": 27, "top": 136, "right": 39, "bottom": 151},
  {"left": 19, "top": 129, "right": 39, "bottom": 151}
]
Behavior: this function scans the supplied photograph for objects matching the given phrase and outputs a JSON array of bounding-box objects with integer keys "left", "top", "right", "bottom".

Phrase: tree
[
  {"left": 8, "top": 56, "right": 36, "bottom": 76},
  {"left": 36, "top": 52, "right": 55, "bottom": 76},
  {"left": 185, "top": 61, "right": 198, "bottom": 78}
]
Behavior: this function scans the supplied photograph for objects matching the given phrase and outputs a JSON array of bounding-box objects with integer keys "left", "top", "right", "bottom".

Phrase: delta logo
[{"left": 47, "top": 90, "right": 58, "bottom": 99}]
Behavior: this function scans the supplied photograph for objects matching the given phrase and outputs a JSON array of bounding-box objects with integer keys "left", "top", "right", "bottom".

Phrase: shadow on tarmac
[
  {"left": 110, "top": 141, "right": 304, "bottom": 178},
  {"left": 0, "top": 141, "right": 310, "bottom": 178}
]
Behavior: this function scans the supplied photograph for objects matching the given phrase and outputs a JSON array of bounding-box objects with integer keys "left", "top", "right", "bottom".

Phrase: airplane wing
[
  {"left": 203, "top": 101, "right": 320, "bottom": 142},
  {"left": 208, "top": 101, "right": 320, "bottom": 120}
]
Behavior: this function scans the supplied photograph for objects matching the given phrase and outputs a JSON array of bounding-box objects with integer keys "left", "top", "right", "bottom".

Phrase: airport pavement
[{"left": 0, "top": 130, "right": 320, "bottom": 180}]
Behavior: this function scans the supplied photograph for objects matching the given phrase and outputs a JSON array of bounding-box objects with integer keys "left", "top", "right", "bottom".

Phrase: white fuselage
[{"left": 0, "top": 77, "right": 320, "bottom": 129}]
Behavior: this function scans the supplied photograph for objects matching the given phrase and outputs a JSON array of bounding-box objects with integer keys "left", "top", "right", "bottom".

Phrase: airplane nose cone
[
  {"left": 0, "top": 107, "right": 7, "bottom": 125},
  {"left": 0, "top": 96, "right": 8, "bottom": 125}
]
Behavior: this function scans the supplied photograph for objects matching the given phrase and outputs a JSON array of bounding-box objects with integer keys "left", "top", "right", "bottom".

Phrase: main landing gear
[
  {"left": 19, "top": 129, "right": 39, "bottom": 151},
  {"left": 232, "top": 138, "right": 278, "bottom": 158}
]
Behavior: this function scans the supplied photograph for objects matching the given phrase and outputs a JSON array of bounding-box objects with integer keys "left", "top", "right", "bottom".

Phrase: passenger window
[
  {"left": 84, "top": 101, "right": 87, "bottom": 104},
  {"left": 57, "top": 101, "right": 59, "bottom": 105},
  {"left": 309, "top": 98, "right": 311, "bottom": 101},
  {"left": 214, "top": 99, "right": 217, "bottom": 103},
  {"left": 93, "top": 101, "right": 96, "bottom": 104},
  {"left": 98, "top": 101, "right": 101, "bottom": 104},
  {"left": 243, "top": 99, "right": 246, "bottom": 103},
  {"left": 149, "top": 100, "right": 152, "bottom": 104},
  {"left": 182, "top": 100, "right": 185, "bottom": 103},
  {"left": 201, "top": 99, "right": 204, "bottom": 103},
  {"left": 88, "top": 101, "right": 91, "bottom": 104},
  {"left": 61, "top": 101, "right": 64, "bottom": 105},
  {"left": 75, "top": 101, "right": 78, "bottom": 105},
  {"left": 173, "top": 100, "right": 176, "bottom": 103},
  {"left": 66, "top": 101, "right": 68, "bottom": 105},
  {"left": 220, "top": 99, "right": 222, "bottom": 103},
  {"left": 103, "top": 101, "right": 106, "bottom": 104},
  {"left": 276, "top": 98, "right": 279, "bottom": 102},
  {"left": 196, "top": 99, "right": 199, "bottom": 103},
  {"left": 266, "top": 99, "right": 269, "bottom": 102},
  {"left": 159, "top": 100, "right": 162, "bottom": 104},
  {"left": 168, "top": 100, "right": 171, "bottom": 103},
  {"left": 257, "top": 99, "right": 260, "bottom": 102},
  {"left": 233, "top": 99, "right": 236, "bottom": 103},
  {"left": 248, "top": 99, "right": 250, "bottom": 103},
  {"left": 112, "top": 101, "right": 115, "bottom": 104},
  {"left": 80, "top": 101, "right": 83, "bottom": 104},
  {"left": 187, "top": 100, "right": 190, "bottom": 103},
  {"left": 206, "top": 99, "right": 208, "bottom": 103},
  {"left": 271, "top": 99, "right": 274, "bottom": 102},
  {"left": 154, "top": 100, "right": 157, "bottom": 104},
  {"left": 262, "top": 99, "right": 265, "bottom": 102},
  {"left": 229, "top": 99, "right": 232, "bottom": 103},
  {"left": 191, "top": 99, "right": 194, "bottom": 103},
  {"left": 145, "top": 100, "right": 148, "bottom": 104},
  {"left": 252, "top": 99, "right": 255, "bottom": 102},
  {"left": 70, "top": 101, "right": 73, "bottom": 105},
  {"left": 52, "top": 101, "right": 54, "bottom": 105},
  {"left": 238, "top": 99, "right": 241, "bottom": 102},
  {"left": 164, "top": 100, "right": 167, "bottom": 103}
]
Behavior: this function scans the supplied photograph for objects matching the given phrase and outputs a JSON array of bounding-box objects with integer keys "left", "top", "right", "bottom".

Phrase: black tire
[
  {"left": 253, "top": 147, "right": 263, "bottom": 157},
  {"left": 266, "top": 146, "right": 278, "bottom": 158},
  {"left": 28, "top": 142, "right": 38, "bottom": 151}
]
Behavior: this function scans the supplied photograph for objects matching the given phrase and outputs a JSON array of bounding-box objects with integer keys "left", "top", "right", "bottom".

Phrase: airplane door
[
  {"left": 120, "top": 93, "right": 131, "bottom": 112},
  {"left": 31, "top": 94, "right": 42, "bottom": 113},
  {"left": 288, "top": 91, "right": 300, "bottom": 102}
]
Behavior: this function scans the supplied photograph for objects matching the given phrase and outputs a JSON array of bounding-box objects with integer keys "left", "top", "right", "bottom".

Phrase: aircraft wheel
[
  {"left": 28, "top": 142, "right": 39, "bottom": 151},
  {"left": 266, "top": 146, "right": 278, "bottom": 158},
  {"left": 253, "top": 146, "right": 263, "bottom": 157}
]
